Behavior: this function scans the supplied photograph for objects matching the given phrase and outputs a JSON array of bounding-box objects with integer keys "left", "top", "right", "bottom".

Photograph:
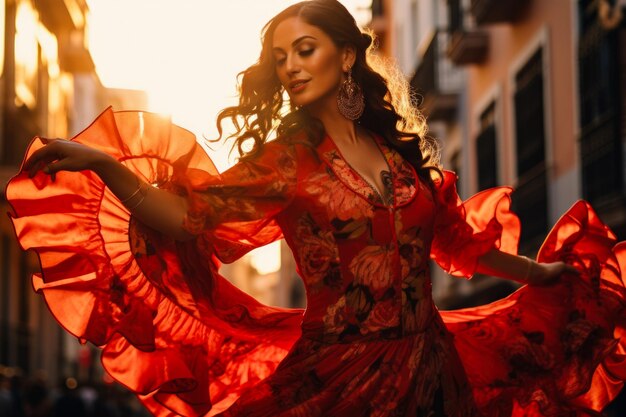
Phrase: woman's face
[{"left": 272, "top": 17, "right": 353, "bottom": 110}]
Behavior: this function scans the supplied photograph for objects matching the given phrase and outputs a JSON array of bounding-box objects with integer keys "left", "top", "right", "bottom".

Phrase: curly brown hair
[{"left": 215, "top": 0, "right": 441, "bottom": 183}]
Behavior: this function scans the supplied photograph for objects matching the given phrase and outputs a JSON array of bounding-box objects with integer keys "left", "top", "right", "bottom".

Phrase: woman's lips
[{"left": 290, "top": 80, "right": 309, "bottom": 93}]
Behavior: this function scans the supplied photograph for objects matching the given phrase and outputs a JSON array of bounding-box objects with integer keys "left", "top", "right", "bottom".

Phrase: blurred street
[{"left": 1, "top": 0, "right": 625, "bottom": 415}]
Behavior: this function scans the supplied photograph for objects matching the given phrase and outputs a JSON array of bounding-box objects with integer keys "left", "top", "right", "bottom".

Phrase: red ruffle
[
  {"left": 431, "top": 170, "right": 520, "bottom": 278},
  {"left": 442, "top": 200, "right": 626, "bottom": 415},
  {"left": 6, "top": 108, "right": 303, "bottom": 416}
]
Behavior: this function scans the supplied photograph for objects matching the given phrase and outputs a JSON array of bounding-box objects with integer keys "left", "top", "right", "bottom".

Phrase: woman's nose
[{"left": 285, "top": 54, "right": 300, "bottom": 74}]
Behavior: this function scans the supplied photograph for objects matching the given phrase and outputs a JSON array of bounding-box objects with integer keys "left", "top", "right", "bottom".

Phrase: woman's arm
[
  {"left": 476, "top": 249, "right": 579, "bottom": 286},
  {"left": 24, "top": 138, "right": 194, "bottom": 241},
  {"left": 92, "top": 153, "right": 193, "bottom": 241}
]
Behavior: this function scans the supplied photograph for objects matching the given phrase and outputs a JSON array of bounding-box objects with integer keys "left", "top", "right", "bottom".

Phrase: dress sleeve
[
  {"left": 6, "top": 108, "right": 305, "bottom": 417},
  {"left": 169, "top": 139, "right": 297, "bottom": 262},
  {"left": 430, "top": 170, "right": 521, "bottom": 278}
]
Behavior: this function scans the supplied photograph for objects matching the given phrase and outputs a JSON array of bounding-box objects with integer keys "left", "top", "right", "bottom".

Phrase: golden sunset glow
[
  {"left": 14, "top": 0, "right": 38, "bottom": 108},
  {"left": 83, "top": 0, "right": 370, "bottom": 274},
  {"left": 85, "top": 1, "right": 370, "bottom": 159},
  {"left": 0, "top": 1, "right": 4, "bottom": 78}
]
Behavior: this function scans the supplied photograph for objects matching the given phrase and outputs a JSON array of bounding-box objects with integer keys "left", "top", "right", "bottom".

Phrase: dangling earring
[{"left": 337, "top": 67, "right": 365, "bottom": 120}]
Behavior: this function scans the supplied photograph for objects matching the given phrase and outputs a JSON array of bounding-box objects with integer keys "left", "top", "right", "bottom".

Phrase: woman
[{"left": 7, "top": 0, "right": 626, "bottom": 416}]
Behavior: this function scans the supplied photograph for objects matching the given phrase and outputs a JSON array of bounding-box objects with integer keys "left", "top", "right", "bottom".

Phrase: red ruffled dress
[{"left": 6, "top": 108, "right": 626, "bottom": 416}]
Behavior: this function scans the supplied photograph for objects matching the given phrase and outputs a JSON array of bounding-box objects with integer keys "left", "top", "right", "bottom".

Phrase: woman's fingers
[
  {"left": 26, "top": 149, "right": 57, "bottom": 177},
  {"left": 532, "top": 262, "right": 581, "bottom": 286},
  {"left": 44, "top": 161, "right": 65, "bottom": 182},
  {"left": 44, "top": 158, "right": 73, "bottom": 175},
  {"left": 26, "top": 156, "right": 52, "bottom": 178},
  {"left": 25, "top": 140, "right": 65, "bottom": 177},
  {"left": 25, "top": 139, "right": 102, "bottom": 180}
]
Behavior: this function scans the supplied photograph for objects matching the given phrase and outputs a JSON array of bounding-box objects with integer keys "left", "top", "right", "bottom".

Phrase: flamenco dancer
[{"left": 6, "top": 0, "right": 626, "bottom": 415}]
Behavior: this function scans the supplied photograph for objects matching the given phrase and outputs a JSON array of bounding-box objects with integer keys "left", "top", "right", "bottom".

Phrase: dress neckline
[
  {"left": 326, "top": 132, "right": 393, "bottom": 206},
  {"left": 319, "top": 133, "right": 420, "bottom": 209}
]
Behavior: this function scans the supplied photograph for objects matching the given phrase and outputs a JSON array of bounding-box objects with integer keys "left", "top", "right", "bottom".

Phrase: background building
[
  {"left": 374, "top": 0, "right": 625, "bottom": 309},
  {"left": 0, "top": 0, "right": 147, "bottom": 393}
]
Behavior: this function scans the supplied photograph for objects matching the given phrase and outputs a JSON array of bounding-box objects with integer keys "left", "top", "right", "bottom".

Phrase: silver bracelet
[
  {"left": 521, "top": 256, "right": 534, "bottom": 281},
  {"left": 121, "top": 180, "right": 144, "bottom": 203},
  {"left": 126, "top": 182, "right": 148, "bottom": 210}
]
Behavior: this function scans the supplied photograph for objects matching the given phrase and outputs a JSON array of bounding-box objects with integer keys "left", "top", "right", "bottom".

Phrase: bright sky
[
  {"left": 85, "top": 0, "right": 371, "bottom": 275},
  {"left": 86, "top": 0, "right": 371, "bottom": 170}
]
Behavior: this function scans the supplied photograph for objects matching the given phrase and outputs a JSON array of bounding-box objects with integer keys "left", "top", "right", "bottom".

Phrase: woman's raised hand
[
  {"left": 24, "top": 138, "right": 112, "bottom": 181},
  {"left": 23, "top": 136, "right": 191, "bottom": 240},
  {"left": 477, "top": 249, "right": 581, "bottom": 286},
  {"left": 528, "top": 261, "right": 580, "bottom": 286}
]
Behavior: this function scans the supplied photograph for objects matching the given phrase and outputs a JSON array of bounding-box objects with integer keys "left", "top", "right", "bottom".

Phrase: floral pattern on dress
[
  {"left": 294, "top": 213, "right": 341, "bottom": 293},
  {"left": 319, "top": 240, "right": 409, "bottom": 340},
  {"left": 321, "top": 282, "right": 387, "bottom": 340},
  {"left": 322, "top": 295, "right": 349, "bottom": 335},
  {"left": 303, "top": 167, "right": 373, "bottom": 221},
  {"left": 360, "top": 297, "right": 400, "bottom": 334},
  {"left": 322, "top": 149, "right": 385, "bottom": 205},
  {"left": 349, "top": 245, "right": 394, "bottom": 292}
]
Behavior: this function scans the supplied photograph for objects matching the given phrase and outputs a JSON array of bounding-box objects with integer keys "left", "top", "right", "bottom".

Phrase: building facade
[
  {"left": 0, "top": 0, "right": 148, "bottom": 386},
  {"left": 373, "top": 0, "right": 626, "bottom": 311},
  {"left": 0, "top": 0, "right": 89, "bottom": 384}
]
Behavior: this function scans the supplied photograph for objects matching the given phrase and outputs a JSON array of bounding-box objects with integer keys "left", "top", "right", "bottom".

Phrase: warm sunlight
[
  {"left": 86, "top": 0, "right": 370, "bottom": 168},
  {"left": 85, "top": 0, "right": 371, "bottom": 275},
  {"left": 14, "top": 0, "right": 38, "bottom": 108},
  {"left": 0, "top": 1, "right": 4, "bottom": 78}
]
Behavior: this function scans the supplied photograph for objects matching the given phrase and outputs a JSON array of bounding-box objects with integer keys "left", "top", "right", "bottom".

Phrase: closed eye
[{"left": 274, "top": 48, "right": 314, "bottom": 67}]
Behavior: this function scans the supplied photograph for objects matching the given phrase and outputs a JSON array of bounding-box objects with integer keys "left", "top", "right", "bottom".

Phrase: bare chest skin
[{"left": 332, "top": 133, "right": 392, "bottom": 203}]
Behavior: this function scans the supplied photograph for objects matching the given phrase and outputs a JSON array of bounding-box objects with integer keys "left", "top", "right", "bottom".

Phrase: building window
[
  {"left": 476, "top": 102, "right": 498, "bottom": 190},
  {"left": 447, "top": 0, "right": 462, "bottom": 34},
  {"left": 513, "top": 48, "right": 548, "bottom": 252},
  {"left": 578, "top": 0, "right": 622, "bottom": 207}
]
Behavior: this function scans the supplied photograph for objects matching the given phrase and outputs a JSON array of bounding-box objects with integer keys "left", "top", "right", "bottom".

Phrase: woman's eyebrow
[{"left": 273, "top": 35, "right": 318, "bottom": 52}]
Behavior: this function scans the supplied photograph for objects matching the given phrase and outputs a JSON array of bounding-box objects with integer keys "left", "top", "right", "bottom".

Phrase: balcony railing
[
  {"left": 411, "top": 31, "right": 462, "bottom": 121},
  {"left": 446, "top": 30, "right": 488, "bottom": 66},
  {"left": 446, "top": 0, "right": 488, "bottom": 65},
  {"left": 471, "top": 0, "right": 530, "bottom": 25},
  {"left": 578, "top": 2, "right": 626, "bottom": 237},
  {"left": 581, "top": 112, "right": 622, "bottom": 206}
]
